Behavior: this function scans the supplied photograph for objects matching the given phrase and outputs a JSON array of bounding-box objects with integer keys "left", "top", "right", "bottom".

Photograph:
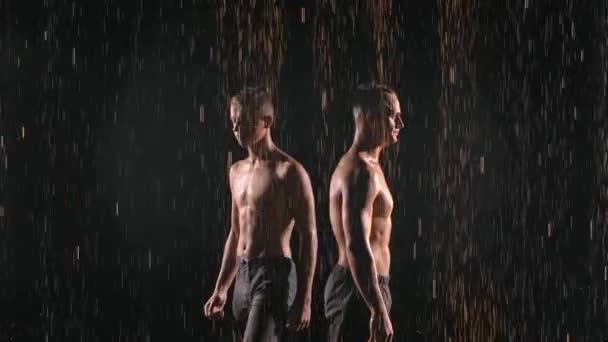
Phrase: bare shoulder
[
  {"left": 283, "top": 158, "right": 311, "bottom": 187},
  {"left": 331, "top": 153, "right": 373, "bottom": 192},
  {"left": 269, "top": 149, "right": 308, "bottom": 182},
  {"left": 228, "top": 159, "right": 247, "bottom": 186}
]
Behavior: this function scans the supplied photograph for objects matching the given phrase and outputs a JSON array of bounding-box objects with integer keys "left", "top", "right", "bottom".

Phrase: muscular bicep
[
  {"left": 288, "top": 164, "right": 316, "bottom": 233},
  {"left": 341, "top": 169, "right": 376, "bottom": 247}
]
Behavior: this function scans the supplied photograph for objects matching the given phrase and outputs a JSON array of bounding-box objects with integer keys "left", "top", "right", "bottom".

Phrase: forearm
[
  {"left": 345, "top": 242, "right": 387, "bottom": 314},
  {"left": 295, "top": 229, "right": 318, "bottom": 304},
  {"left": 213, "top": 229, "right": 239, "bottom": 295}
]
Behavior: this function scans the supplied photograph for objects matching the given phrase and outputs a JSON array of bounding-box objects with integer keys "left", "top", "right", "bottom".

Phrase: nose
[{"left": 396, "top": 114, "right": 404, "bottom": 129}]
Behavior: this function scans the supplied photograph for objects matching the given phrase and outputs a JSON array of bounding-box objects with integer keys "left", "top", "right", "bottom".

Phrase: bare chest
[
  {"left": 233, "top": 165, "right": 287, "bottom": 208},
  {"left": 372, "top": 172, "right": 394, "bottom": 218}
]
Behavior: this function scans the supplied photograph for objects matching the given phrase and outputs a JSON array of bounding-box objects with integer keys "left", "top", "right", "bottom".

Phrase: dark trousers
[
  {"left": 323, "top": 264, "right": 392, "bottom": 342},
  {"left": 232, "top": 257, "right": 297, "bottom": 342}
]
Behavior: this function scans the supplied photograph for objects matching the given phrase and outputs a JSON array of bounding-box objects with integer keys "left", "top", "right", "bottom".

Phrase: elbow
[
  {"left": 229, "top": 226, "right": 240, "bottom": 242},
  {"left": 345, "top": 240, "right": 373, "bottom": 273},
  {"left": 299, "top": 227, "right": 318, "bottom": 243},
  {"left": 346, "top": 239, "right": 369, "bottom": 256},
  {"left": 309, "top": 229, "right": 318, "bottom": 244}
]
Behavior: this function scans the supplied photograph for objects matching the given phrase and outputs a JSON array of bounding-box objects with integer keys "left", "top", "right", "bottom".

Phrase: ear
[{"left": 262, "top": 115, "right": 273, "bottom": 128}]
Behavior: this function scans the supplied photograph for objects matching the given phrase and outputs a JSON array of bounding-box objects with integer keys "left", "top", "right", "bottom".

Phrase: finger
[
  {"left": 210, "top": 306, "right": 222, "bottom": 319},
  {"left": 211, "top": 309, "right": 224, "bottom": 320},
  {"left": 215, "top": 308, "right": 224, "bottom": 318},
  {"left": 212, "top": 305, "right": 223, "bottom": 316},
  {"left": 206, "top": 300, "right": 216, "bottom": 317},
  {"left": 297, "top": 322, "right": 305, "bottom": 331},
  {"left": 203, "top": 302, "right": 211, "bottom": 317}
]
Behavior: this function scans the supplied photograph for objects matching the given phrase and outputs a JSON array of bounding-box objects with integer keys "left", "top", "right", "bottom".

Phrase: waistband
[
  {"left": 237, "top": 255, "right": 294, "bottom": 266},
  {"left": 334, "top": 264, "right": 390, "bottom": 285}
]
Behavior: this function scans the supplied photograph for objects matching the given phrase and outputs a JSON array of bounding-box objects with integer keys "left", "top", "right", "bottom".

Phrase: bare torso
[
  {"left": 329, "top": 154, "right": 393, "bottom": 276},
  {"left": 231, "top": 151, "right": 297, "bottom": 259}
]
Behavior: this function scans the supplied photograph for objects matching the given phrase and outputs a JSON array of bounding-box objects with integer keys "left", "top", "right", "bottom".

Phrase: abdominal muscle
[
  {"left": 334, "top": 217, "right": 392, "bottom": 277},
  {"left": 236, "top": 209, "right": 294, "bottom": 259}
]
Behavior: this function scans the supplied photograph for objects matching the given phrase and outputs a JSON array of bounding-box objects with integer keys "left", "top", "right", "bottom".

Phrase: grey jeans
[
  {"left": 323, "top": 264, "right": 392, "bottom": 342},
  {"left": 232, "top": 256, "right": 297, "bottom": 342}
]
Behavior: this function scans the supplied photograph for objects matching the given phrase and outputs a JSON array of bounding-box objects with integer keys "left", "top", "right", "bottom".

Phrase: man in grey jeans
[
  {"left": 325, "top": 84, "right": 405, "bottom": 342},
  {"left": 203, "top": 87, "right": 318, "bottom": 341}
]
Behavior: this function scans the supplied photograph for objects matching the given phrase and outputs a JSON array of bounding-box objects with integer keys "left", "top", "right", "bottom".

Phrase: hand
[
  {"left": 368, "top": 309, "right": 393, "bottom": 342},
  {"left": 286, "top": 299, "right": 311, "bottom": 332},
  {"left": 203, "top": 291, "right": 227, "bottom": 320}
]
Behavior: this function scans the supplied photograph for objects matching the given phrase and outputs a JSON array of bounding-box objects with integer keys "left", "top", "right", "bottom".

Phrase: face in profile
[
  {"left": 366, "top": 93, "right": 404, "bottom": 146},
  {"left": 229, "top": 100, "right": 269, "bottom": 147},
  {"left": 383, "top": 94, "right": 404, "bottom": 145}
]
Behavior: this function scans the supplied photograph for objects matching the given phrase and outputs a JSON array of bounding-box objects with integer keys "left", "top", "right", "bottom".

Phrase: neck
[
  {"left": 350, "top": 131, "right": 383, "bottom": 163},
  {"left": 246, "top": 134, "right": 275, "bottom": 162}
]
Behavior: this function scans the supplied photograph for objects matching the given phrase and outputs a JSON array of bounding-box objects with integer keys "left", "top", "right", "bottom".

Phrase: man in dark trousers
[
  {"left": 325, "top": 84, "right": 405, "bottom": 342},
  {"left": 203, "top": 87, "right": 318, "bottom": 342}
]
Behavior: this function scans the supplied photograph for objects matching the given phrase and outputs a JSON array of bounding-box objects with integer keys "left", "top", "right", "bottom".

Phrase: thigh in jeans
[
  {"left": 232, "top": 266, "right": 250, "bottom": 324},
  {"left": 324, "top": 266, "right": 357, "bottom": 342},
  {"left": 243, "top": 264, "right": 292, "bottom": 342}
]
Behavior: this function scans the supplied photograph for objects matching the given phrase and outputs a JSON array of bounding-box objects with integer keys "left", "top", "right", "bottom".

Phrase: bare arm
[
  {"left": 288, "top": 163, "right": 318, "bottom": 306},
  {"left": 341, "top": 166, "right": 387, "bottom": 315},
  {"left": 212, "top": 167, "right": 240, "bottom": 296}
]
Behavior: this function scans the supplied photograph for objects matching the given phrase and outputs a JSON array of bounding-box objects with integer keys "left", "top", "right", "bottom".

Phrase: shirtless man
[
  {"left": 203, "top": 87, "right": 318, "bottom": 341},
  {"left": 324, "top": 84, "right": 404, "bottom": 342}
]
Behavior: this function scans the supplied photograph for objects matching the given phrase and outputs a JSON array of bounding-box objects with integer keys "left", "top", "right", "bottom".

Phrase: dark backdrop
[{"left": 1, "top": 0, "right": 607, "bottom": 341}]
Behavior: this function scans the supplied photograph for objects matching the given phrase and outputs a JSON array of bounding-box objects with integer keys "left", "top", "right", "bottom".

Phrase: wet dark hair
[
  {"left": 229, "top": 87, "right": 274, "bottom": 119},
  {"left": 351, "top": 83, "right": 398, "bottom": 119}
]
